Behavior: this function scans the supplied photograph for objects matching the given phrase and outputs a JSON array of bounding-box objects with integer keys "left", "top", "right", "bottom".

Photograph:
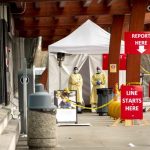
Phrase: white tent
[
  {"left": 48, "top": 20, "right": 126, "bottom": 105},
  {"left": 49, "top": 19, "right": 124, "bottom": 54}
]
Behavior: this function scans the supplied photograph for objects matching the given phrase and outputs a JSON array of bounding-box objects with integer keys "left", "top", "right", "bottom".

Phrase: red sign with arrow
[{"left": 125, "top": 32, "right": 150, "bottom": 54}]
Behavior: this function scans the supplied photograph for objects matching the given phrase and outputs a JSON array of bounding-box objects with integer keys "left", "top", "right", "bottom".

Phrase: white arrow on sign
[{"left": 137, "top": 45, "right": 146, "bottom": 53}]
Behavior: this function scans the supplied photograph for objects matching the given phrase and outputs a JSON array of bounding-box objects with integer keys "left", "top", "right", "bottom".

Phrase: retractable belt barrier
[
  {"left": 141, "top": 65, "right": 150, "bottom": 74},
  {"left": 127, "top": 82, "right": 141, "bottom": 85},
  {"left": 66, "top": 99, "right": 114, "bottom": 110}
]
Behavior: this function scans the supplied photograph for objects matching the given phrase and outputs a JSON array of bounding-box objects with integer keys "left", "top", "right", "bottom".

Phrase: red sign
[
  {"left": 125, "top": 32, "right": 150, "bottom": 54},
  {"left": 121, "top": 85, "right": 143, "bottom": 120},
  {"left": 102, "top": 54, "right": 126, "bottom": 70}
]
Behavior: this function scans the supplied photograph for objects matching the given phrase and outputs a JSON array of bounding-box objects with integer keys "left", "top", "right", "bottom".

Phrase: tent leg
[{"left": 59, "top": 66, "right": 61, "bottom": 90}]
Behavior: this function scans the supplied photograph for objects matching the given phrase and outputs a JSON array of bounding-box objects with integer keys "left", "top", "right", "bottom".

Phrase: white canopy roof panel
[{"left": 48, "top": 20, "right": 124, "bottom": 54}]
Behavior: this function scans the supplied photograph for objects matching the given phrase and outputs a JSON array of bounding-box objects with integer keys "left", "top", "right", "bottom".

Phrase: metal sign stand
[{"left": 58, "top": 58, "right": 63, "bottom": 90}]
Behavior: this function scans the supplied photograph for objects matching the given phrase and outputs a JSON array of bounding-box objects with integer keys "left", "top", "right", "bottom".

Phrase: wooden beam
[
  {"left": 2, "top": 0, "right": 81, "bottom": 2},
  {"left": 72, "top": 16, "right": 79, "bottom": 22},
  {"left": 90, "top": 16, "right": 97, "bottom": 22},
  {"left": 108, "top": 15, "right": 125, "bottom": 88},
  {"left": 42, "top": 40, "right": 52, "bottom": 49},
  {"left": 122, "top": 22, "right": 129, "bottom": 40},
  {"left": 15, "top": 24, "right": 111, "bottom": 34},
  {"left": 126, "top": 0, "right": 147, "bottom": 84},
  {"left": 144, "top": 24, "right": 150, "bottom": 31},
  {"left": 41, "top": 36, "right": 67, "bottom": 49},
  {"left": 83, "top": 0, "right": 92, "bottom": 7},
  {"left": 15, "top": 24, "right": 77, "bottom": 30},
  {"left": 144, "top": 13, "right": 150, "bottom": 24},
  {"left": 16, "top": 24, "right": 111, "bottom": 36},
  {"left": 97, "top": 0, "right": 103, "bottom": 4},
  {"left": 18, "top": 28, "right": 71, "bottom": 37},
  {"left": 58, "top": 1, "right": 66, "bottom": 8},
  {"left": 15, "top": 24, "right": 112, "bottom": 32},
  {"left": 52, "top": 16, "right": 59, "bottom": 23},
  {"left": 121, "top": 15, "right": 130, "bottom": 40},
  {"left": 19, "top": 29, "right": 40, "bottom": 37},
  {"left": 97, "top": 15, "right": 113, "bottom": 24},
  {"left": 15, "top": 2, "right": 24, "bottom": 9},
  {"left": 14, "top": 15, "right": 113, "bottom": 30},
  {"left": 11, "top": 1, "right": 130, "bottom": 17},
  {"left": 107, "top": 0, "right": 120, "bottom": 7},
  {"left": 33, "top": 2, "right": 40, "bottom": 9},
  {"left": 14, "top": 15, "right": 114, "bottom": 24},
  {"left": 32, "top": 17, "right": 39, "bottom": 22}
]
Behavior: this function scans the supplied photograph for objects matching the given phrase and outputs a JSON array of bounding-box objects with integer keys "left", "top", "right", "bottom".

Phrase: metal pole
[
  {"left": 2, "top": 4, "right": 8, "bottom": 106},
  {"left": 32, "top": 65, "right": 35, "bottom": 93},
  {"left": 23, "top": 58, "right": 27, "bottom": 134},
  {"left": 59, "top": 60, "right": 62, "bottom": 90},
  {"left": 59, "top": 66, "right": 61, "bottom": 90},
  {"left": 57, "top": 53, "right": 65, "bottom": 90}
]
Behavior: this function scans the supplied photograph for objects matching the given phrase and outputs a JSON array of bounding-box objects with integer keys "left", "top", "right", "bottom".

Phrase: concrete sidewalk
[{"left": 16, "top": 112, "right": 150, "bottom": 150}]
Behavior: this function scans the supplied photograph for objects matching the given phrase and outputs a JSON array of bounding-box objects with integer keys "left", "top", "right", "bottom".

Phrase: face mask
[
  {"left": 74, "top": 70, "right": 78, "bottom": 74},
  {"left": 97, "top": 70, "right": 101, "bottom": 74}
]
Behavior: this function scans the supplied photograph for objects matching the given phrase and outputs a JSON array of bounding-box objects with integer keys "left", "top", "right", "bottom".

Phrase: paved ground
[{"left": 16, "top": 112, "right": 150, "bottom": 150}]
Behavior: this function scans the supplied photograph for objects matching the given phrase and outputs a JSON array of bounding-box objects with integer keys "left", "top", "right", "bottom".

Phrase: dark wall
[
  {"left": 0, "top": 19, "right": 8, "bottom": 105},
  {"left": 0, "top": 19, "right": 7, "bottom": 104}
]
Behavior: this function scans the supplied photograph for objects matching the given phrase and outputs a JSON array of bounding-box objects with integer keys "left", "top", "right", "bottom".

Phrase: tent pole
[
  {"left": 58, "top": 60, "right": 62, "bottom": 90},
  {"left": 57, "top": 53, "right": 65, "bottom": 90},
  {"left": 59, "top": 65, "right": 61, "bottom": 90}
]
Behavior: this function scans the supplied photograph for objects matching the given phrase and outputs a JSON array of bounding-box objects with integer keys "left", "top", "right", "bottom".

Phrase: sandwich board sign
[
  {"left": 54, "top": 90, "right": 77, "bottom": 123},
  {"left": 121, "top": 85, "right": 143, "bottom": 120}
]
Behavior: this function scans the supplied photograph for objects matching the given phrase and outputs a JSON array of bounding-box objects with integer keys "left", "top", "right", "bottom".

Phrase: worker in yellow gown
[
  {"left": 68, "top": 67, "right": 84, "bottom": 105},
  {"left": 90, "top": 67, "right": 106, "bottom": 110}
]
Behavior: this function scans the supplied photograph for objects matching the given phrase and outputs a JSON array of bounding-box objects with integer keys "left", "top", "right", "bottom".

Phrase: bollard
[
  {"left": 35, "top": 83, "right": 45, "bottom": 92},
  {"left": 28, "top": 84, "right": 57, "bottom": 149},
  {"left": 28, "top": 109, "right": 56, "bottom": 149}
]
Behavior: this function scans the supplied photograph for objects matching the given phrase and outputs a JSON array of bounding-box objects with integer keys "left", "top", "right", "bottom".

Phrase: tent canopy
[
  {"left": 48, "top": 19, "right": 124, "bottom": 54},
  {"left": 48, "top": 20, "right": 126, "bottom": 103}
]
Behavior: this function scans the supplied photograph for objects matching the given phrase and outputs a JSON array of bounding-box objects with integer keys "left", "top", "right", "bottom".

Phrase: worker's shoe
[
  {"left": 77, "top": 102, "right": 82, "bottom": 113},
  {"left": 77, "top": 107, "right": 82, "bottom": 113}
]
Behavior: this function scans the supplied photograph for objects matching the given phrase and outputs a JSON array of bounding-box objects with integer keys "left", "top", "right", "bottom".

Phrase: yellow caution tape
[
  {"left": 126, "top": 66, "right": 150, "bottom": 85},
  {"left": 64, "top": 66, "right": 150, "bottom": 111},
  {"left": 127, "top": 82, "right": 141, "bottom": 85},
  {"left": 140, "top": 65, "right": 150, "bottom": 74},
  {"left": 67, "top": 98, "right": 114, "bottom": 110}
]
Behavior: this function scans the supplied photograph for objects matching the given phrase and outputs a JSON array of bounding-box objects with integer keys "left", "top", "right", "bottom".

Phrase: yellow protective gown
[
  {"left": 69, "top": 73, "right": 83, "bottom": 104},
  {"left": 90, "top": 73, "right": 106, "bottom": 104}
]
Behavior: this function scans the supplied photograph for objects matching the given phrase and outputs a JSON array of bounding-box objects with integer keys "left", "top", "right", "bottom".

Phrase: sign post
[
  {"left": 121, "top": 85, "right": 143, "bottom": 121},
  {"left": 125, "top": 32, "right": 150, "bottom": 54}
]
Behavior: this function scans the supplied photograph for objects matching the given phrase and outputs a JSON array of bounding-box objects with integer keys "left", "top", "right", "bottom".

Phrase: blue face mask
[
  {"left": 74, "top": 70, "right": 78, "bottom": 74},
  {"left": 97, "top": 70, "right": 101, "bottom": 74}
]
